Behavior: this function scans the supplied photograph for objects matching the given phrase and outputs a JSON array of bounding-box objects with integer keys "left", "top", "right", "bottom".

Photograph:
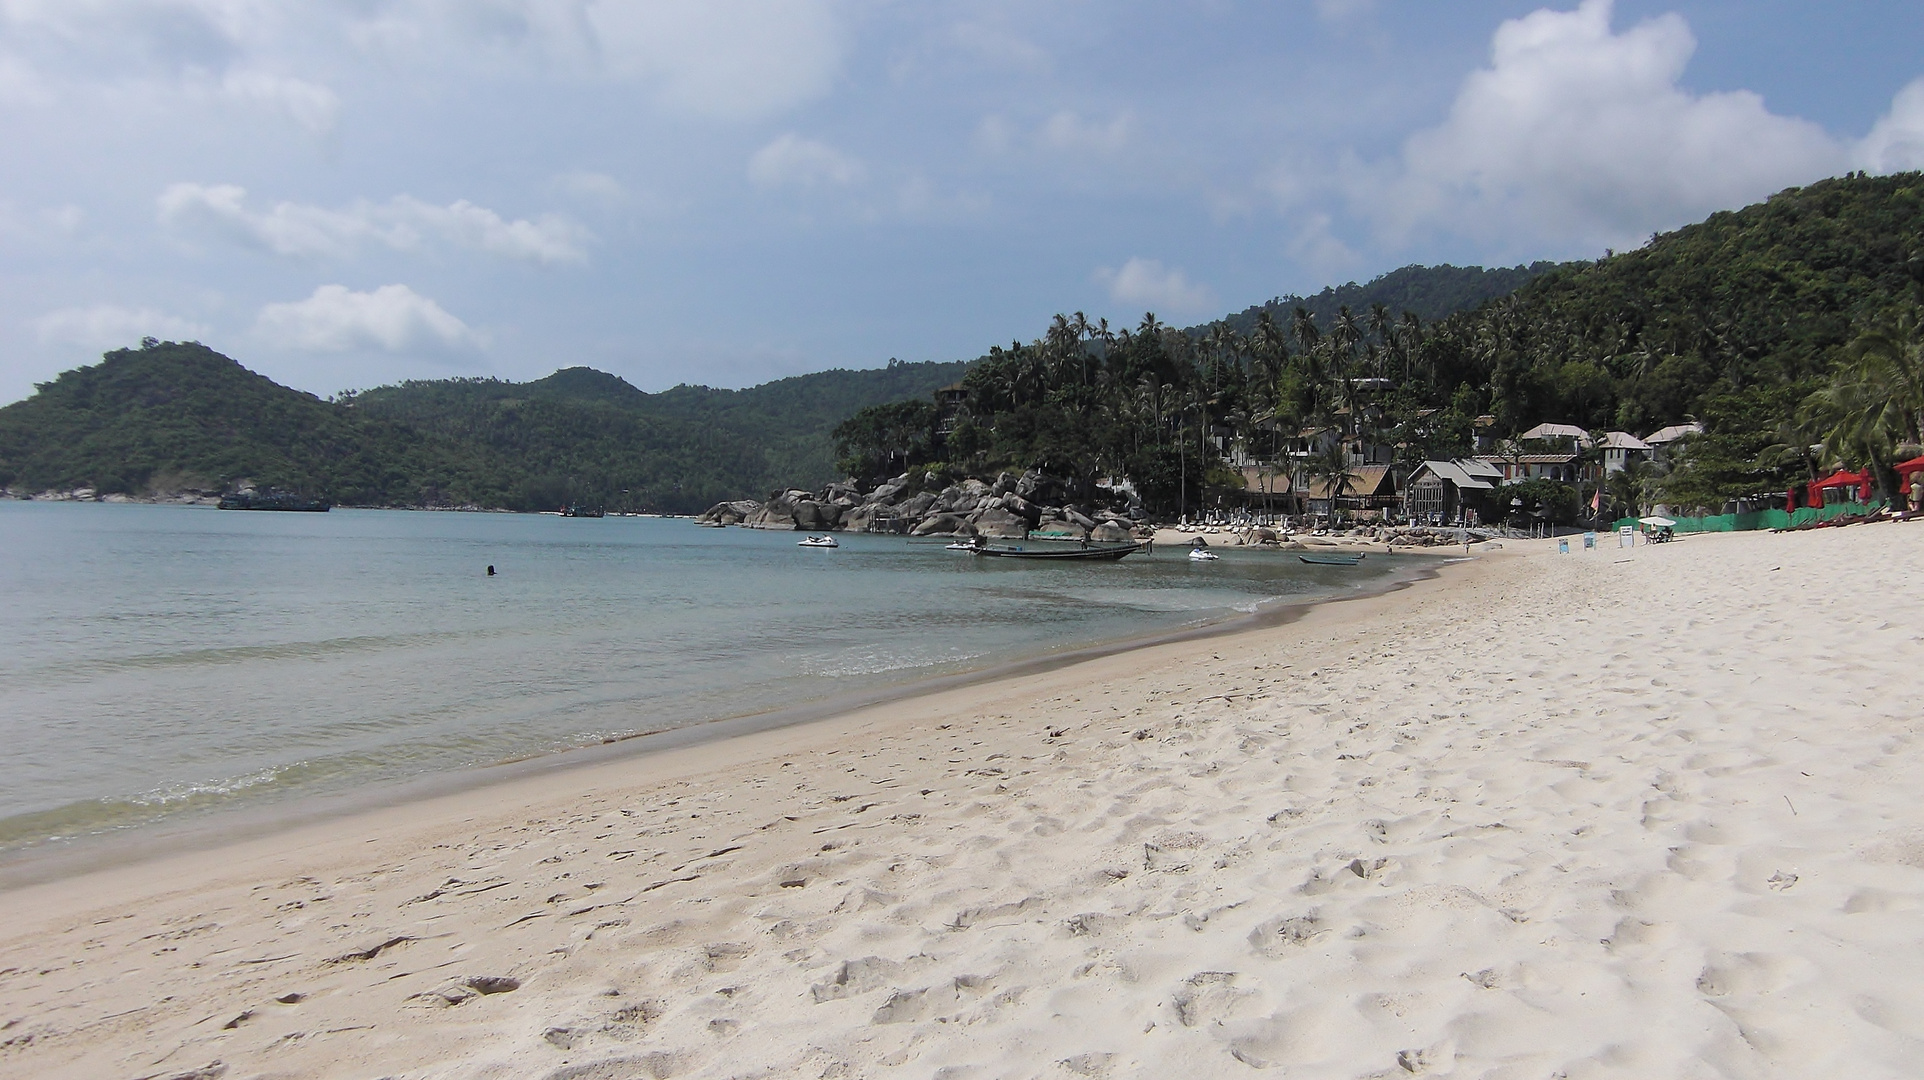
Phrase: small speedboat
[
  {"left": 798, "top": 535, "right": 839, "bottom": 548},
  {"left": 945, "top": 540, "right": 980, "bottom": 551},
  {"left": 1298, "top": 552, "right": 1364, "bottom": 566},
  {"left": 1188, "top": 547, "right": 1221, "bottom": 562}
]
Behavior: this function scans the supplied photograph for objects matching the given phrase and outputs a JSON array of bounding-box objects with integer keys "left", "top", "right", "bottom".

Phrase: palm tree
[
  {"left": 1846, "top": 306, "right": 1924, "bottom": 446},
  {"left": 1305, "top": 442, "right": 1351, "bottom": 525}
]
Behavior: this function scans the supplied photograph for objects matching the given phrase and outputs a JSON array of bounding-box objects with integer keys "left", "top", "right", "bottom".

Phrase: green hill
[
  {"left": 0, "top": 341, "right": 452, "bottom": 504},
  {"left": 1208, "top": 262, "right": 1567, "bottom": 338},
  {"left": 0, "top": 344, "right": 969, "bottom": 512},
  {"left": 345, "top": 359, "right": 970, "bottom": 511}
]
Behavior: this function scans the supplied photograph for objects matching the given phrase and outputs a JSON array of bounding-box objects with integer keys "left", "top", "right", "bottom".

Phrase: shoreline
[{"left": 0, "top": 549, "right": 1452, "bottom": 890}]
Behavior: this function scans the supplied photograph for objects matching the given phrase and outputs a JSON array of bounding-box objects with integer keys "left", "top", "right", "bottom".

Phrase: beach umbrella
[{"left": 1638, "top": 516, "right": 1676, "bottom": 527}]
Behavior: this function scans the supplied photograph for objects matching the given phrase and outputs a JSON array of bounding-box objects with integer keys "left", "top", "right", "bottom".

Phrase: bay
[{"left": 0, "top": 502, "right": 1402, "bottom": 851}]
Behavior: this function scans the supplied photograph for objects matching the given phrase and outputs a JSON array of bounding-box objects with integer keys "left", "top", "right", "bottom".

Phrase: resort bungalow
[
  {"left": 1232, "top": 463, "right": 1293, "bottom": 515},
  {"left": 1306, "top": 466, "right": 1398, "bottom": 521},
  {"left": 1404, "top": 458, "right": 1503, "bottom": 525},
  {"left": 1477, "top": 422, "right": 1592, "bottom": 483},
  {"left": 1597, "top": 431, "right": 1653, "bottom": 473},
  {"left": 1643, "top": 422, "right": 1701, "bottom": 471}
]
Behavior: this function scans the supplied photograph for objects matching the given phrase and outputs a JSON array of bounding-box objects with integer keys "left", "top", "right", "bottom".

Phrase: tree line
[{"left": 834, "top": 172, "right": 1924, "bottom": 517}]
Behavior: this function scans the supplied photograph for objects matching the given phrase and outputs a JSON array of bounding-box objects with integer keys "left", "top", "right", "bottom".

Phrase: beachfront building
[
  {"left": 1598, "top": 430, "right": 1653, "bottom": 473},
  {"left": 1643, "top": 422, "right": 1701, "bottom": 472},
  {"left": 1306, "top": 466, "right": 1398, "bottom": 521},
  {"left": 1230, "top": 463, "right": 1293, "bottom": 516},
  {"left": 1404, "top": 458, "right": 1503, "bottom": 524},
  {"left": 1476, "top": 423, "right": 1603, "bottom": 484}
]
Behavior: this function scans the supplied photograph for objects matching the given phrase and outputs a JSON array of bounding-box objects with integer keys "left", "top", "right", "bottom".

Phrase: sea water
[{"left": 0, "top": 502, "right": 1405, "bottom": 853}]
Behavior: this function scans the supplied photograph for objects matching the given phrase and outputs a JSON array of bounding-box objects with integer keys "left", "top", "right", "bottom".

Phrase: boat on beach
[{"left": 1298, "top": 552, "right": 1365, "bottom": 566}]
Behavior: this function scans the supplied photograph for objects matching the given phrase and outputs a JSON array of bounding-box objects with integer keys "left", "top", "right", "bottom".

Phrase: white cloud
[
  {"left": 944, "top": 21, "right": 1049, "bottom": 74},
  {"left": 0, "top": 0, "right": 847, "bottom": 128},
  {"left": 1382, "top": 0, "right": 1845, "bottom": 251},
  {"left": 975, "top": 111, "right": 1133, "bottom": 159},
  {"left": 1038, "top": 111, "right": 1133, "bottom": 156},
  {"left": 1315, "top": 0, "right": 1376, "bottom": 24},
  {"left": 748, "top": 134, "right": 865, "bottom": 188},
  {"left": 158, "top": 183, "right": 590, "bottom": 263},
  {"left": 553, "top": 170, "right": 626, "bottom": 202},
  {"left": 584, "top": 0, "right": 845, "bottom": 120},
  {"left": 1095, "top": 257, "right": 1215, "bottom": 314},
  {"left": 34, "top": 304, "right": 208, "bottom": 349},
  {"left": 218, "top": 69, "right": 338, "bottom": 133},
  {"left": 0, "top": 1, "right": 341, "bottom": 130},
  {"left": 1859, "top": 78, "right": 1924, "bottom": 174},
  {"left": 254, "top": 284, "right": 478, "bottom": 353}
]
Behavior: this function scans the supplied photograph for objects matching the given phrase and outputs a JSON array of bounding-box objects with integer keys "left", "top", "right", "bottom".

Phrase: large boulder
[
  {"left": 791, "top": 501, "right": 831, "bottom": 531},
  {"left": 1090, "top": 521, "right": 1132, "bottom": 543},
  {"left": 1000, "top": 494, "right": 1043, "bottom": 526},
  {"left": 695, "top": 499, "right": 760, "bottom": 526},
  {"left": 868, "top": 482, "right": 906, "bottom": 505},
  {"left": 743, "top": 505, "right": 800, "bottom": 530},
  {"left": 1032, "top": 518, "right": 1087, "bottom": 540},
  {"left": 901, "top": 491, "right": 938, "bottom": 517},
  {"left": 1015, "top": 469, "right": 1070, "bottom": 505},
  {"left": 970, "top": 506, "right": 1031, "bottom": 539},
  {"left": 910, "top": 513, "right": 969, "bottom": 536},
  {"left": 931, "top": 480, "right": 990, "bottom": 515}
]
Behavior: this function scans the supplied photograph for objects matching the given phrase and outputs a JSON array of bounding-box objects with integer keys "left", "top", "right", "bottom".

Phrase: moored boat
[
  {"left": 216, "top": 492, "right": 331, "bottom": 512},
  {"left": 798, "top": 535, "right": 839, "bottom": 548},
  {"left": 1298, "top": 552, "right": 1365, "bottom": 566},
  {"left": 972, "top": 542, "right": 1142, "bottom": 561}
]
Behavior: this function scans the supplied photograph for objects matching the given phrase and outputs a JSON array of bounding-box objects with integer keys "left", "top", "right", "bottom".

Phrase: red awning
[
  {"left": 1808, "top": 469, "right": 1870, "bottom": 507},
  {"left": 1897, "top": 456, "right": 1924, "bottom": 482}
]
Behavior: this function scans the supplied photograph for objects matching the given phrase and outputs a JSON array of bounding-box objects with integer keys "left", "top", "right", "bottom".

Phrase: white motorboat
[
  {"left": 1188, "top": 547, "right": 1220, "bottom": 561},
  {"left": 798, "top": 535, "right": 839, "bottom": 548}
]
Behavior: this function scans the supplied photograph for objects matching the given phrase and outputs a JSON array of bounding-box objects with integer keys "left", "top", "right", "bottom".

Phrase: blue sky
[{"left": 1, "top": 0, "right": 1920, "bottom": 404}]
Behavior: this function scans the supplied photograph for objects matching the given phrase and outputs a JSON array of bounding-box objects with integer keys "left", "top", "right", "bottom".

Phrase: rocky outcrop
[
  {"left": 711, "top": 469, "right": 1147, "bottom": 540},
  {"left": 695, "top": 499, "right": 763, "bottom": 526}
]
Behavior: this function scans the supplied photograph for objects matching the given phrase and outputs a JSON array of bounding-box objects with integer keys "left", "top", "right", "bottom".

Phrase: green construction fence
[{"left": 1611, "top": 500, "right": 1885, "bottom": 534}]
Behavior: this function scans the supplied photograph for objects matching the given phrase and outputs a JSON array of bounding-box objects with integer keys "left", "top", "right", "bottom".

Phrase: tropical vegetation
[{"left": 833, "top": 172, "right": 1924, "bottom": 516}]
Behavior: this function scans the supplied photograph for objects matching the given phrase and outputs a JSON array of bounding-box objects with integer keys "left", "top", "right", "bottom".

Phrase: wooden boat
[
  {"left": 973, "top": 542, "right": 1142, "bottom": 562},
  {"left": 1298, "top": 552, "right": 1365, "bottom": 566},
  {"left": 217, "top": 492, "right": 330, "bottom": 512}
]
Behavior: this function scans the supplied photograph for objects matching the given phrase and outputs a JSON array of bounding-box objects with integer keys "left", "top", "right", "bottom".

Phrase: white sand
[{"left": 3, "top": 524, "right": 1923, "bottom": 1079}]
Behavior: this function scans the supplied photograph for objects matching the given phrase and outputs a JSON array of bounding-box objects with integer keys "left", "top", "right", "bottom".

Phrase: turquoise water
[{"left": 0, "top": 503, "right": 1405, "bottom": 851}]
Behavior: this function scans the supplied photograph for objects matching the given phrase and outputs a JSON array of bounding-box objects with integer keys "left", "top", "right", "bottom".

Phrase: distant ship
[
  {"left": 562, "top": 504, "right": 605, "bottom": 518},
  {"left": 217, "top": 491, "right": 331, "bottom": 512}
]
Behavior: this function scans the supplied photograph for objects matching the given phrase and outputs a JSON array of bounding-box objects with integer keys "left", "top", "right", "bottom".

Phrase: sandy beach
[{"left": 3, "top": 524, "right": 1922, "bottom": 1079}]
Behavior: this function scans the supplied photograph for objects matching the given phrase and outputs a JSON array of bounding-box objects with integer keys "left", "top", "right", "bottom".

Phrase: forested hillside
[
  {"left": 833, "top": 172, "right": 1924, "bottom": 513},
  {"left": 0, "top": 345, "right": 968, "bottom": 512},
  {"left": 1212, "top": 262, "right": 1565, "bottom": 338}
]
